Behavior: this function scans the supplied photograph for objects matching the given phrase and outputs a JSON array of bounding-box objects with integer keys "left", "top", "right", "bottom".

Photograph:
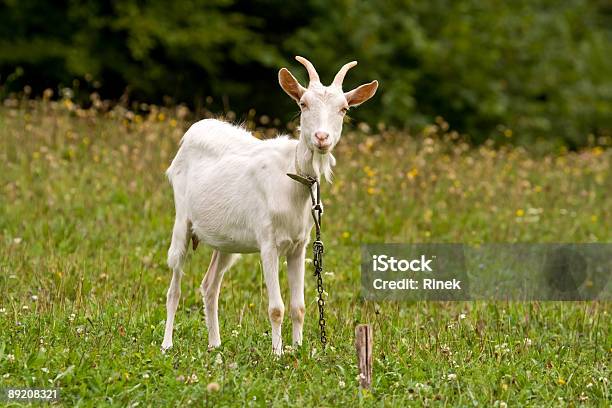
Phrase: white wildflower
[
  {"left": 207, "top": 382, "right": 220, "bottom": 392},
  {"left": 494, "top": 343, "right": 510, "bottom": 354}
]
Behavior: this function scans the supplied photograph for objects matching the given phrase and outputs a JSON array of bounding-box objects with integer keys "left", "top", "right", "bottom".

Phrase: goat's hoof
[
  {"left": 207, "top": 343, "right": 221, "bottom": 352},
  {"left": 272, "top": 348, "right": 284, "bottom": 357},
  {"left": 161, "top": 342, "right": 173, "bottom": 353}
]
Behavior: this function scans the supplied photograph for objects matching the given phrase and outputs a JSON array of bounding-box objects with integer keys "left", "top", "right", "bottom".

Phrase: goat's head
[{"left": 279, "top": 56, "right": 378, "bottom": 154}]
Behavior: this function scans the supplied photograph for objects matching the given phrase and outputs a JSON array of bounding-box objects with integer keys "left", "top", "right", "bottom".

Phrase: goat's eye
[
  {"left": 299, "top": 101, "right": 307, "bottom": 110},
  {"left": 340, "top": 107, "right": 349, "bottom": 115}
]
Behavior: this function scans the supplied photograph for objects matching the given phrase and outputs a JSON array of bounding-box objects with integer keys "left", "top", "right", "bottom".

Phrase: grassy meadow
[{"left": 0, "top": 98, "right": 610, "bottom": 406}]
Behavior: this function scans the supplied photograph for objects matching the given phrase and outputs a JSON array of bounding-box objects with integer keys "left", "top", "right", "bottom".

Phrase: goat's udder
[{"left": 192, "top": 234, "right": 199, "bottom": 250}]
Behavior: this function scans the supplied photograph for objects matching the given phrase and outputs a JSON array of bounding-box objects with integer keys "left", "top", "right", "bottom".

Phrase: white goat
[{"left": 161, "top": 56, "right": 378, "bottom": 355}]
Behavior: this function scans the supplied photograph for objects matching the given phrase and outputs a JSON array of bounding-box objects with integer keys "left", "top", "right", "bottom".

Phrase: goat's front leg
[
  {"left": 287, "top": 244, "right": 306, "bottom": 346},
  {"left": 261, "top": 245, "right": 284, "bottom": 355}
]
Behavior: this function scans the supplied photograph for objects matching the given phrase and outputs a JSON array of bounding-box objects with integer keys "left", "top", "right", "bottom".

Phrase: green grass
[{"left": 0, "top": 100, "right": 610, "bottom": 406}]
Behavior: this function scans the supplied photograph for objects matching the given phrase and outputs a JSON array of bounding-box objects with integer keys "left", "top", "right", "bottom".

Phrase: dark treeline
[{"left": 1, "top": 0, "right": 611, "bottom": 145}]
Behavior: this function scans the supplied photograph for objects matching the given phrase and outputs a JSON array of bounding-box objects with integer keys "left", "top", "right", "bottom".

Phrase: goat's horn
[
  {"left": 332, "top": 61, "right": 357, "bottom": 88},
  {"left": 295, "top": 56, "right": 320, "bottom": 85}
]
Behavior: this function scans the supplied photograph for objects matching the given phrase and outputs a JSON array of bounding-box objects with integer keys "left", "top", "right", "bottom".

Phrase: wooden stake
[{"left": 355, "top": 324, "right": 373, "bottom": 389}]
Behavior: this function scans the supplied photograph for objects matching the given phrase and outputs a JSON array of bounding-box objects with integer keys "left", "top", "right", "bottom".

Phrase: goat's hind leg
[
  {"left": 201, "top": 250, "right": 238, "bottom": 349},
  {"left": 161, "top": 216, "right": 190, "bottom": 351}
]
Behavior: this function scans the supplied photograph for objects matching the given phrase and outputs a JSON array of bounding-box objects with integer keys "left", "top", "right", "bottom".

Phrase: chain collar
[{"left": 287, "top": 143, "right": 318, "bottom": 187}]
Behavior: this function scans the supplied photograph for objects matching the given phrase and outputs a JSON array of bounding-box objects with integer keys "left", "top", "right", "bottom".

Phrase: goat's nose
[{"left": 314, "top": 132, "right": 329, "bottom": 142}]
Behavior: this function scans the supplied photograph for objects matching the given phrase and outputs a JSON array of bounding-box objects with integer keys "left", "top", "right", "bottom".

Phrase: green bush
[
  {"left": 289, "top": 0, "right": 612, "bottom": 145},
  {"left": 1, "top": 0, "right": 610, "bottom": 145}
]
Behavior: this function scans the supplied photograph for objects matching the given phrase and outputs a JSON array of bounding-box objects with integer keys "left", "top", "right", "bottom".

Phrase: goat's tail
[
  {"left": 166, "top": 152, "right": 181, "bottom": 187},
  {"left": 166, "top": 135, "right": 189, "bottom": 188},
  {"left": 166, "top": 135, "right": 191, "bottom": 221}
]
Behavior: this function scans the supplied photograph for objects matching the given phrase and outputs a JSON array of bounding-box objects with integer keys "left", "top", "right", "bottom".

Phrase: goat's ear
[
  {"left": 345, "top": 80, "right": 378, "bottom": 107},
  {"left": 279, "top": 68, "right": 306, "bottom": 102}
]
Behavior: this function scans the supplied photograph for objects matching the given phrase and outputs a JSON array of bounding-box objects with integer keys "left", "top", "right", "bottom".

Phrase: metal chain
[
  {"left": 310, "top": 180, "right": 327, "bottom": 348},
  {"left": 286, "top": 172, "right": 328, "bottom": 347}
]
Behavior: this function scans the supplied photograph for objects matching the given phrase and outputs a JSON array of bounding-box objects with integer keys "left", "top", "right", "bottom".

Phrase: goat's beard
[
  {"left": 312, "top": 150, "right": 335, "bottom": 183},
  {"left": 295, "top": 130, "right": 336, "bottom": 182}
]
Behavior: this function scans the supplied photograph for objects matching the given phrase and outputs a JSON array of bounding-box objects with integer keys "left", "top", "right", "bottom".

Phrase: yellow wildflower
[{"left": 363, "top": 165, "right": 375, "bottom": 178}]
